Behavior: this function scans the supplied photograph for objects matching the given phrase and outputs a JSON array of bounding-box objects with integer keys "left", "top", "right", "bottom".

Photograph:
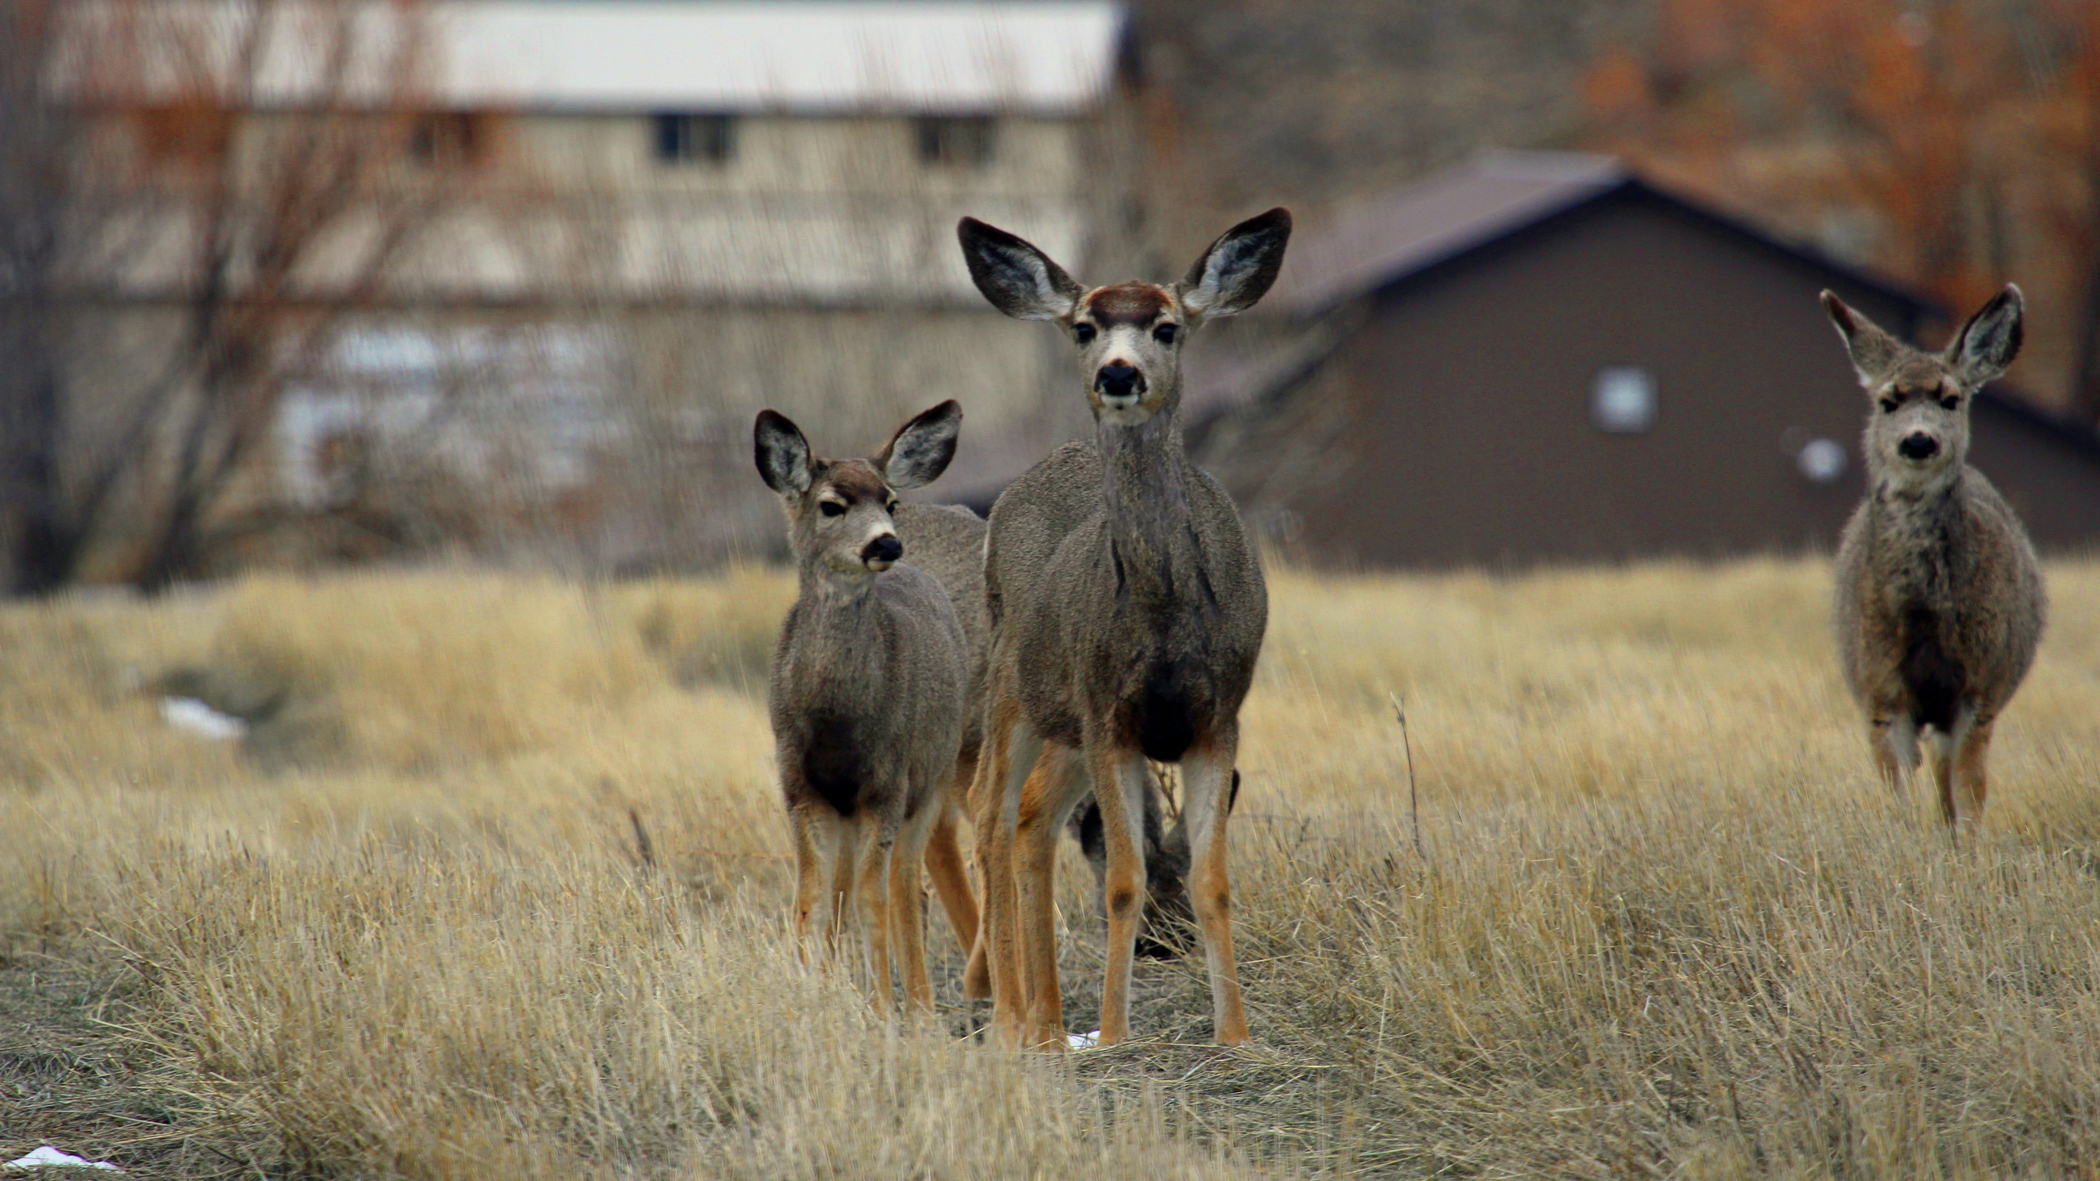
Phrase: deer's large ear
[
  {"left": 875, "top": 400, "right": 961, "bottom": 490},
  {"left": 1947, "top": 284, "right": 2023, "bottom": 385},
  {"left": 1820, "top": 291, "right": 1905, "bottom": 387},
  {"left": 753, "top": 410, "right": 813, "bottom": 497},
  {"left": 1177, "top": 208, "right": 1292, "bottom": 323},
  {"left": 957, "top": 218, "right": 1082, "bottom": 321}
]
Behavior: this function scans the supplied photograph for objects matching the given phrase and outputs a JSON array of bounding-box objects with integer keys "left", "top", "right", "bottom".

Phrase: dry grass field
[{"left": 5, "top": 557, "right": 2100, "bottom": 1178}]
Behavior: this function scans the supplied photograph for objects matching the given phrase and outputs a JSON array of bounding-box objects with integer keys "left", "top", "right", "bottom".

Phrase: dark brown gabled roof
[
  {"left": 1194, "top": 149, "right": 2100, "bottom": 465},
  {"left": 1274, "top": 150, "right": 1625, "bottom": 315},
  {"left": 1270, "top": 149, "right": 1936, "bottom": 322}
]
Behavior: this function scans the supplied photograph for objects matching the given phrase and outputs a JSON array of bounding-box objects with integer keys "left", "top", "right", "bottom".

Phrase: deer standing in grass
[
  {"left": 756, "top": 401, "right": 979, "bottom": 1012},
  {"left": 893, "top": 504, "right": 1223, "bottom": 978},
  {"left": 957, "top": 209, "right": 1291, "bottom": 1048},
  {"left": 1822, "top": 286, "right": 2046, "bottom": 831}
]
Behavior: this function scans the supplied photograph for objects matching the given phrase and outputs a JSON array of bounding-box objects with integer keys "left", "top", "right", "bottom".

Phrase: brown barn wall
[
  {"left": 1967, "top": 399, "right": 2100, "bottom": 553},
  {"left": 1277, "top": 194, "right": 2100, "bottom": 567}
]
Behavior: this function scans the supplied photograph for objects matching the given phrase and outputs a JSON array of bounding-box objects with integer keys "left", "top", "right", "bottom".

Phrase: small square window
[
  {"left": 653, "top": 113, "right": 734, "bottom": 164},
  {"left": 1592, "top": 366, "right": 1657, "bottom": 433},
  {"left": 1795, "top": 436, "right": 1848, "bottom": 483},
  {"left": 410, "top": 112, "right": 493, "bottom": 168},
  {"left": 915, "top": 116, "right": 996, "bottom": 167}
]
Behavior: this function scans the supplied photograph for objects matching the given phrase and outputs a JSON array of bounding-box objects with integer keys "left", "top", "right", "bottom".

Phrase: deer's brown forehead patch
[
  {"left": 815, "top": 462, "right": 892, "bottom": 503},
  {"left": 1889, "top": 368, "right": 1954, "bottom": 399},
  {"left": 1084, "top": 282, "right": 1172, "bottom": 327}
]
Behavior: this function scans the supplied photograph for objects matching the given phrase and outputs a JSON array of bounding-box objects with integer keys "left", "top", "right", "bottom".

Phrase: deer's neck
[
  {"left": 1870, "top": 468, "right": 1967, "bottom": 601},
  {"left": 1098, "top": 410, "right": 1202, "bottom": 606},
  {"left": 1871, "top": 459, "right": 1966, "bottom": 536},
  {"left": 796, "top": 554, "right": 880, "bottom": 610},
  {"left": 1874, "top": 458, "right": 1962, "bottom": 509}
]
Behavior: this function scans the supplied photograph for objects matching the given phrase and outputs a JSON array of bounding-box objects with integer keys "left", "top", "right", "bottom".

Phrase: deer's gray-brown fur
[
  {"left": 957, "top": 208, "right": 1290, "bottom": 1048},
  {"left": 1823, "top": 285, "right": 2046, "bottom": 830},
  {"left": 757, "top": 401, "right": 976, "bottom": 1012},
  {"left": 892, "top": 504, "right": 1213, "bottom": 976}
]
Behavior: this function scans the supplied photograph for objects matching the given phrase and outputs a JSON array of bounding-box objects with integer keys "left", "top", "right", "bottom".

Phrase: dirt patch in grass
[{"left": 0, "top": 953, "right": 266, "bottom": 1179}]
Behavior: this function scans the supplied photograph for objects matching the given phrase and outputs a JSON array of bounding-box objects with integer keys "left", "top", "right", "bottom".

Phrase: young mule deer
[
  {"left": 957, "top": 208, "right": 1290, "bottom": 1048},
  {"left": 1822, "top": 286, "right": 2046, "bottom": 831},
  {"left": 756, "top": 401, "right": 978, "bottom": 1012}
]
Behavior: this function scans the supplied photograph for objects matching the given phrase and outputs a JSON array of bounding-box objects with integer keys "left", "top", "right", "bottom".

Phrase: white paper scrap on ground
[
  {"left": 5, "top": 1146, "right": 123, "bottom": 1171},
  {"left": 159, "top": 696, "right": 248, "bottom": 740},
  {"left": 1067, "top": 1030, "right": 1100, "bottom": 1050}
]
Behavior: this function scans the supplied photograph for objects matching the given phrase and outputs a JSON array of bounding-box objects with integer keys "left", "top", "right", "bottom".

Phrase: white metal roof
[
  {"left": 437, "top": 2, "right": 1126, "bottom": 113},
  {"left": 58, "top": 1, "right": 1124, "bottom": 114}
]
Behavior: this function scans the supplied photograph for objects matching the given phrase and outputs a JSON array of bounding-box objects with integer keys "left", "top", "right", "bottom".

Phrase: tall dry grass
[{"left": 4, "top": 557, "right": 2100, "bottom": 1178}]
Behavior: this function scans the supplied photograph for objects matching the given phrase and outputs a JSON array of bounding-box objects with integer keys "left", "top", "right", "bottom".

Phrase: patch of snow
[
  {"left": 1067, "top": 1030, "right": 1100, "bottom": 1050},
  {"left": 5, "top": 1146, "right": 122, "bottom": 1171},
  {"left": 159, "top": 696, "right": 249, "bottom": 741}
]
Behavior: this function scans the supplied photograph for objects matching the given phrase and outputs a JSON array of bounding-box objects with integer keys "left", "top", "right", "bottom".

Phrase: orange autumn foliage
[{"left": 1587, "top": 0, "right": 2100, "bottom": 418}]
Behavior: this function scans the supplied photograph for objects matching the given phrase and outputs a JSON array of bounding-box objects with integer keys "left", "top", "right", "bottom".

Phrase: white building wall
[{"left": 64, "top": 105, "right": 1124, "bottom": 571}]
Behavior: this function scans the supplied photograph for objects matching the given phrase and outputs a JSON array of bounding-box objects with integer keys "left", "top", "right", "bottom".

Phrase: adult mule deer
[
  {"left": 756, "top": 401, "right": 977, "bottom": 1012},
  {"left": 1822, "top": 286, "right": 2046, "bottom": 831},
  {"left": 958, "top": 208, "right": 1290, "bottom": 1048},
  {"left": 891, "top": 504, "right": 1223, "bottom": 980}
]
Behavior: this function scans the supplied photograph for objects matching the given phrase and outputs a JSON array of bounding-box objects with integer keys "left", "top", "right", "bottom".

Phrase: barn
[{"left": 1197, "top": 150, "right": 2100, "bottom": 568}]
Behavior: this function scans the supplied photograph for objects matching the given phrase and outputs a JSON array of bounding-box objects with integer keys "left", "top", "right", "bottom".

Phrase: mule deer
[
  {"left": 757, "top": 401, "right": 977, "bottom": 1012},
  {"left": 958, "top": 208, "right": 1290, "bottom": 1048},
  {"left": 892, "top": 504, "right": 1219, "bottom": 977},
  {"left": 1821, "top": 286, "right": 2046, "bottom": 830}
]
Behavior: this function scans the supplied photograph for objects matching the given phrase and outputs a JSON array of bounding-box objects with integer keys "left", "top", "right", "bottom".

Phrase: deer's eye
[
  {"left": 819, "top": 500, "right": 846, "bottom": 517},
  {"left": 1940, "top": 395, "right": 1960, "bottom": 410},
  {"left": 1879, "top": 398, "right": 1900, "bottom": 414},
  {"left": 884, "top": 500, "right": 899, "bottom": 515},
  {"left": 1073, "top": 323, "right": 1097, "bottom": 345},
  {"left": 1153, "top": 323, "right": 1179, "bottom": 344}
]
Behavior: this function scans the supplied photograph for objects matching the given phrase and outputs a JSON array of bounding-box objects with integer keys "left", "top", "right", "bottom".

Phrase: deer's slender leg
[
  {"left": 828, "top": 816, "right": 863, "bottom": 969},
  {"left": 1086, "top": 740, "right": 1150, "bottom": 1048},
  {"left": 1015, "top": 746, "right": 1089, "bottom": 1049},
  {"left": 960, "top": 857, "right": 993, "bottom": 999},
  {"left": 893, "top": 802, "right": 937, "bottom": 1016},
  {"left": 790, "top": 805, "right": 826, "bottom": 964},
  {"left": 925, "top": 791, "right": 979, "bottom": 962},
  {"left": 965, "top": 748, "right": 1066, "bottom": 1004},
  {"left": 1881, "top": 714, "right": 1915, "bottom": 785},
  {"left": 963, "top": 707, "right": 1006, "bottom": 1001},
  {"left": 860, "top": 828, "right": 895, "bottom": 1012},
  {"left": 1182, "top": 736, "right": 1249, "bottom": 1045},
  {"left": 1928, "top": 725, "right": 1959, "bottom": 829},
  {"left": 1874, "top": 714, "right": 1920, "bottom": 797},
  {"left": 1948, "top": 709, "right": 1994, "bottom": 832},
  {"left": 971, "top": 689, "right": 1040, "bottom": 1046}
]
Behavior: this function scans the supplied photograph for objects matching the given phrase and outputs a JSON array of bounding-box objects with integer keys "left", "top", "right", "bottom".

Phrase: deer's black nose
[
  {"left": 862, "top": 535, "right": 902, "bottom": 564},
  {"left": 1897, "top": 433, "right": 1939, "bottom": 461},
  {"left": 1095, "top": 365, "right": 1144, "bottom": 400}
]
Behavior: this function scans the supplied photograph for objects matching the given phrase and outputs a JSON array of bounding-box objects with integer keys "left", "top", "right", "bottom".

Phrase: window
[
  {"left": 280, "top": 325, "right": 622, "bottom": 508},
  {"left": 1591, "top": 366, "right": 1657, "bottom": 433},
  {"left": 653, "top": 113, "right": 735, "bottom": 164},
  {"left": 915, "top": 115, "right": 996, "bottom": 167},
  {"left": 410, "top": 113, "right": 493, "bottom": 167},
  {"left": 1795, "top": 437, "right": 1847, "bottom": 483}
]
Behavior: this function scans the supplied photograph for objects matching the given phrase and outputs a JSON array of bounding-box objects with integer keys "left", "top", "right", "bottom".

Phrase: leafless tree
[
  {"left": 0, "top": 0, "right": 452, "bottom": 593},
  {"left": 0, "top": 0, "right": 80, "bottom": 595}
]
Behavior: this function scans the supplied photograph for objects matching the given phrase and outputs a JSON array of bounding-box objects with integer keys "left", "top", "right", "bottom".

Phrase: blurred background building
[
  {"left": 2, "top": 0, "right": 1132, "bottom": 587},
  {"left": 1197, "top": 150, "right": 2100, "bottom": 567},
  {"left": 5, "top": 0, "right": 2100, "bottom": 590}
]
